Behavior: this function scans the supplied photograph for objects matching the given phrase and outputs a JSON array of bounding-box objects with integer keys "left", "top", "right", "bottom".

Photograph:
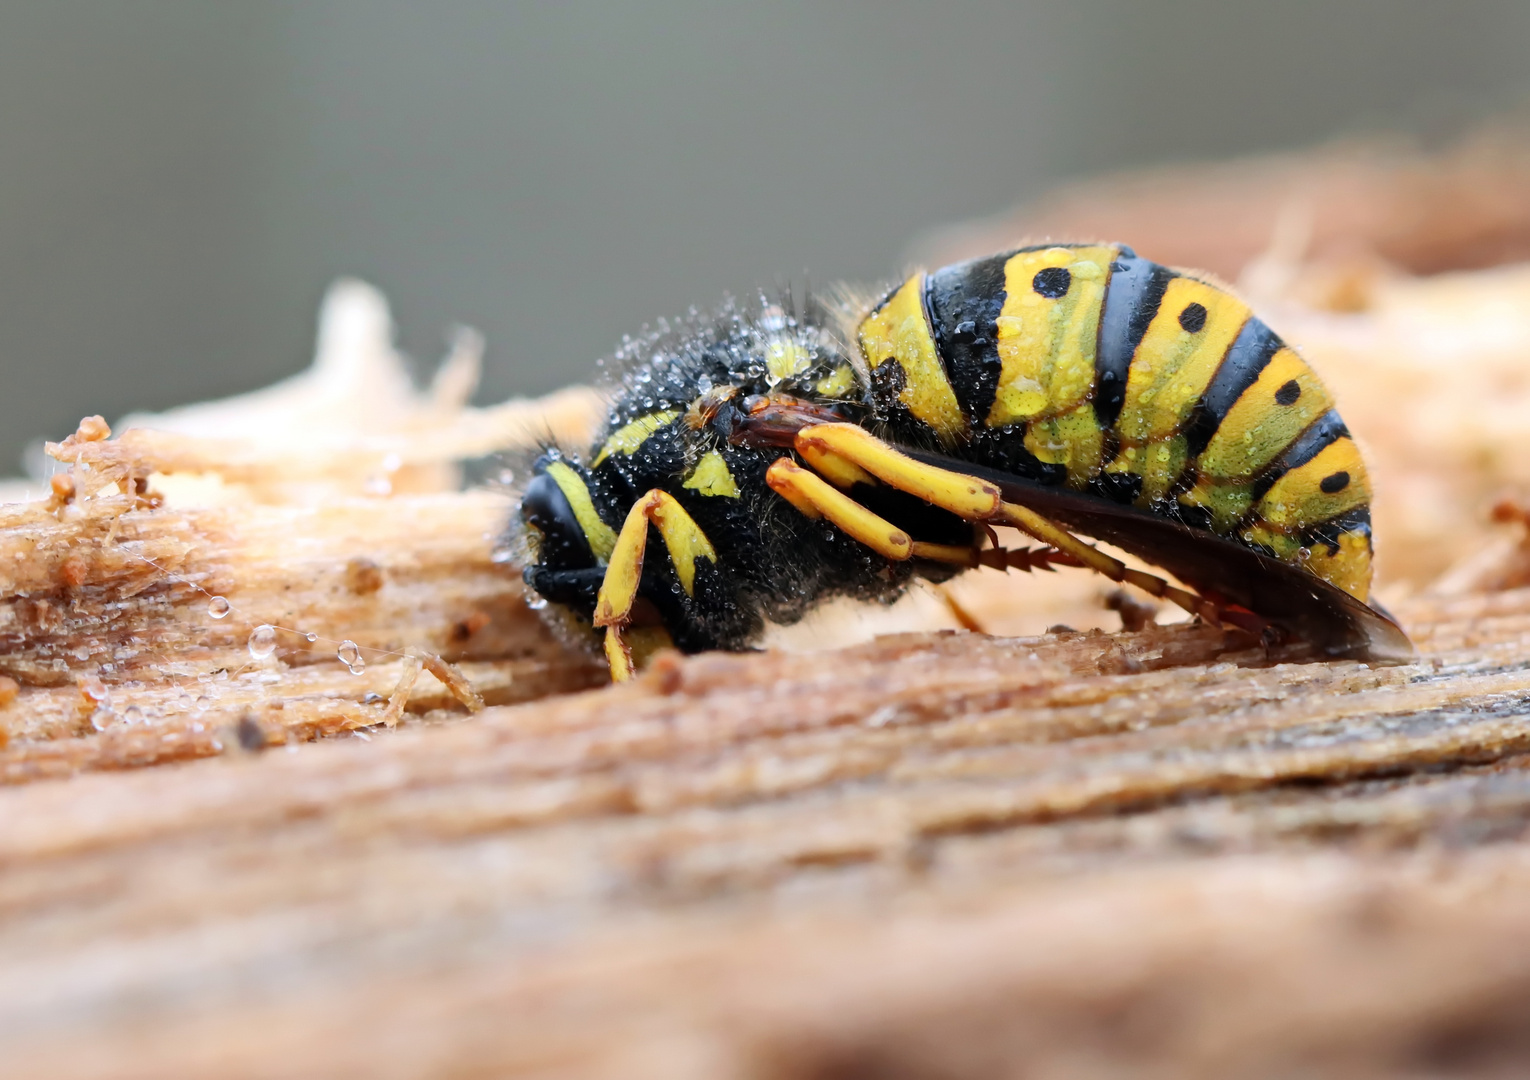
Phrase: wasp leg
[
  {"left": 792, "top": 422, "right": 1214, "bottom": 622},
  {"left": 794, "top": 424, "right": 1002, "bottom": 518},
  {"left": 932, "top": 583, "right": 987, "bottom": 633},
  {"left": 792, "top": 430, "right": 1021, "bottom": 567},
  {"left": 796, "top": 439, "right": 876, "bottom": 489},
  {"left": 765, "top": 458, "right": 913, "bottom": 559},
  {"left": 789, "top": 445, "right": 1064, "bottom": 569},
  {"left": 593, "top": 489, "right": 718, "bottom": 682},
  {"left": 995, "top": 502, "right": 1210, "bottom": 620},
  {"left": 909, "top": 538, "right": 1084, "bottom": 573},
  {"left": 907, "top": 541, "right": 981, "bottom": 566}
]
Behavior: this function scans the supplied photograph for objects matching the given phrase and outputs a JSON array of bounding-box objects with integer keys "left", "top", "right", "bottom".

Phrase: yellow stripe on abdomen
[
  {"left": 1102, "top": 276, "right": 1249, "bottom": 504},
  {"left": 1196, "top": 350, "right": 1334, "bottom": 481},
  {"left": 1305, "top": 528, "right": 1373, "bottom": 601},
  {"left": 985, "top": 246, "right": 1115, "bottom": 429},
  {"left": 858, "top": 275, "right": 967, "bottom": 444},
  {"left": 1113, "top": 277, "right": 1249, "bottom": 447},
  {"left": 1241, "top": 436, "right": 1372, "bottom": 600},
  {"left": 1254, "top": 437, "right": 1369, "bottom": 531}
]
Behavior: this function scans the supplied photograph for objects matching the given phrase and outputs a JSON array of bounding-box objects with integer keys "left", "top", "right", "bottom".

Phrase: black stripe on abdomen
[
  {"left": 926, "top": 253, "right": 1010, "bottom": 424},
  {"left": 1250, "top": 408, "right": 1351, "bottom": 501},
  {"left": 1304, "top": 505, "right": 1371, "bottom": 555},
  {"left": 1184, "top": 317, "right": 1284, "bottom": 456},
  {"left": 1094, "top": 249, "right": 1173, "bottom": 429}
]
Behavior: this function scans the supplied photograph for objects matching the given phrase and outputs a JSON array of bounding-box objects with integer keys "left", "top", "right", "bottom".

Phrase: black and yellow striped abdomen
[{"left": 858, "top": 244, "right": 1373, "bottom": 602}]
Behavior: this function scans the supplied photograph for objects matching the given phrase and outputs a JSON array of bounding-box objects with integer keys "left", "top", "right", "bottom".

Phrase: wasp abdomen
[{"left": 857, "top": 243, "right": 1374, "bottom": 601}]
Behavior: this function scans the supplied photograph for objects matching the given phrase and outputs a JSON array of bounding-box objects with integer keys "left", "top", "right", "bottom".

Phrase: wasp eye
[{"left": 521, "top": 471, "right": 594, "bottom": 569}]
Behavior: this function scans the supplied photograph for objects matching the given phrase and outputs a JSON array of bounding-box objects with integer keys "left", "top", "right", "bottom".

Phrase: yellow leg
[
  {"left": 593, "top": 489, "right": 718, "bottom": 681},
  {"left": 908, "top": 541, "right": 978, "bottom": 565},
  {"left": 765, "top": 459, "right": 913, "bottom": 560},
  {"left": 603, "top": 625, "right": 635, "bottom": 682},
  {"left": 789, "top": 422, "right": 1212, "bottom": 621},
  {"left": 794, "top": 423, "right": 1001, "bottom": 518},
  {"left": 796, "top": 439, "right": 875, "bottom": 489}
]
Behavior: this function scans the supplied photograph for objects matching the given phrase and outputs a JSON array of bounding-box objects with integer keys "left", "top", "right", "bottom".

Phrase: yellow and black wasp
[{"left": 514, "top": 243, "right": 1413, "bottom": 680}]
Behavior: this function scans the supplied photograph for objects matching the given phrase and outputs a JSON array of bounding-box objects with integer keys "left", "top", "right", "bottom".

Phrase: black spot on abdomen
[
  {"left": 1275, "top": 379, "right": 1302, "bottom": 406},
  {"left": 1178, "top": 302, "right": 1207, "bottom": 333},
  {"left": 1320, "top": 471, "right": 1350, "bottom": 494},
  {"left": 1032, "top": 266, "right": 1072, "bottom": 298}
]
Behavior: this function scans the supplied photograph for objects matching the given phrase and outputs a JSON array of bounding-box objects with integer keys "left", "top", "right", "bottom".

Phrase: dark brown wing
[{"left": 907, "top": 449, "right": 1415, "bottom": 663}]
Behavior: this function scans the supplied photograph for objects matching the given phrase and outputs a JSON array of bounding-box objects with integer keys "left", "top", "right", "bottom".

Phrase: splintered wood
[
  {"left": 0, "top": 482, "right": 601, "bottom": 777},
  {"left": 7, "top": 158, "right": 1530, "bottom": 1077}
]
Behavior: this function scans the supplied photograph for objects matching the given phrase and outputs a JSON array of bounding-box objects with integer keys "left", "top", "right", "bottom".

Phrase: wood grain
[{"left": 5, "top": 587, "right": 1530, "bottom": 1077}]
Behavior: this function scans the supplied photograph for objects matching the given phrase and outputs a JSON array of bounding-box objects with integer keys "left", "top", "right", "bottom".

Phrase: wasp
[{"left": 514, "top": 244, "right": 1413, "bottom": 680}]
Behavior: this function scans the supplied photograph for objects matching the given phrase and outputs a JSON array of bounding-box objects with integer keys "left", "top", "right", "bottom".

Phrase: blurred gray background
[{"left": 3, "top": 1, "right": 1529, "bottom": 471}]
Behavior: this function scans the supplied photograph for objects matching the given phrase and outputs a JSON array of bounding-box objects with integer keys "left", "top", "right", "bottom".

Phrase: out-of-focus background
[{"left": 3, "top": 0, "right": 1530, "bottom": 471}]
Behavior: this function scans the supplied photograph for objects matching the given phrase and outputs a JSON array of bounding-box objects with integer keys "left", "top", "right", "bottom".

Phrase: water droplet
[
  {"left": 304, "top": 631, "right": 318, "bottom": 643},
  {"left": 80, "top": 678, "right": 109, "bottom": 704},
  {"left": 90, "top": 707, "right": 115, "bottom": 731},
  {"left": 123, "top": 706, "right": 144, "bottom": 725},
  {"left": 207, "top": 596, "right": 231, "bottom": 619},
  {"left": 248, "top": 624, "right": 278, "bottom": 659},
  {"left": 525, "top": 594, "right": 548, "bottom": 611},
  {"left": 337, "top": 640, "right": 365, "bottom": 675}
]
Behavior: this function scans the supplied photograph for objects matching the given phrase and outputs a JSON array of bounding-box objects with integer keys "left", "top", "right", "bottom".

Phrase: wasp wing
[{"left": 906, "top": 449, "right": 1414, "bottom": 663}]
